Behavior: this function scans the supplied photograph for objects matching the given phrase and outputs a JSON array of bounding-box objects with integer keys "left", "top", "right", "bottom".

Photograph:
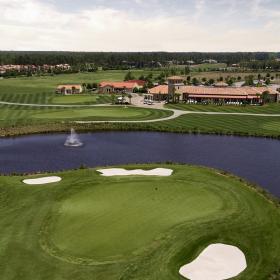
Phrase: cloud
[{"left": 0, "top": 0, "right": 279, "bottom": 51}]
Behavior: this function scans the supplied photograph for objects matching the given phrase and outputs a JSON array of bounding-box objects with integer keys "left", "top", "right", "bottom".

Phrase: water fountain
[{"left": 64, "top": 128, "right": 83, "bottom": 147}]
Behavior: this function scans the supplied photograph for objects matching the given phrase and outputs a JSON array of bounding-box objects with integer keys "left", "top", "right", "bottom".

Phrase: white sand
[
  {"left": 179, "top": 243, "right": 247, "bottom": 280},
  {"left": 97, "top": 168, "right": 173, "bottom": 177},
  {"left": 23, "top": 176, "right": 62, "bottom": 185}
]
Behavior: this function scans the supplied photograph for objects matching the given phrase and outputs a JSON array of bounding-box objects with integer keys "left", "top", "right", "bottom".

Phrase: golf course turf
[
  {"left": 0, "top": 164, "right": 279, "bottom": 279},
  {"left": 0, "top": 106, "right": 173, "bottom": 126}
]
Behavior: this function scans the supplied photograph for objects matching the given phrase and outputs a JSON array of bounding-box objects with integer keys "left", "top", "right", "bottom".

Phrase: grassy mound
[{"left": 0, "top": 164, "right": 279, "bottom": 279}]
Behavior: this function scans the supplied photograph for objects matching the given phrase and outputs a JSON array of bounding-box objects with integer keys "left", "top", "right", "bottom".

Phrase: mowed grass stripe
[
  {"left": 0, "top": 106, "right": 173, "bottom": 125},
  {"left": 148, "top": 114, "right": 280, "bottom": 136},
  {"left": 167, "top": 103, "right": 280, "bottom": 114}
]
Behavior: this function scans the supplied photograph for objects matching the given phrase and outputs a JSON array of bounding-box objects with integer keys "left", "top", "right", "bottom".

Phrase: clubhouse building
[{"left": 148, "top": 76, "right": 278, "bottom": 105}]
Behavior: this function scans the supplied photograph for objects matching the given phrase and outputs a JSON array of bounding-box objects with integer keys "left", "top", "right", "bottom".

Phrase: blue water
[{"left": 0, "top": 132, "right": 279, "bottom": 197}]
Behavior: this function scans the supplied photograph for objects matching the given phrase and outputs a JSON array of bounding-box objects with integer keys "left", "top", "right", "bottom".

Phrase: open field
[
  {"left": 166, "top": 103, "right": 280, "bottom": 114},
  {"left": 0, "top": 105, "right": 172, "bottom": 126},
  {"left": 0, "top": 71, "right": 279, "bottom": 106},
  {"left": 0, "top": 164, "right": 279, "bottom": 279},
  {"left": 190, "top": 63, "right": 227, "bottom": 70},
  {"left": 0, "top": 70, "right": 157, "bottom": 103}
]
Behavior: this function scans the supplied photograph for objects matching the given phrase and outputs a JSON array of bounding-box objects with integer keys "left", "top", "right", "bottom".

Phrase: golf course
[{"left": 0, "top": 164, "right": 279, "bottom": 279}]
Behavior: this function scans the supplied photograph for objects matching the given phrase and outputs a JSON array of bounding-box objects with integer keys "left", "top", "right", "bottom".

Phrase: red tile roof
[
  {"left": 99, "top": 81, "right": 137, "bottom": 89},
  {"left": 148, "top": 85, "right": 168, "bottom": 94},
  {"left": 178, "top": 86, "right": 274, "bottom": 96},
  {"left": 126, "top": 80, "right": 146, "bottom": 86},
  {"left": 167, "top": 76, "right": 184, "bottom": 80},
  {"left": 148, "top": 85, "right": 275, "bottom": 98}
]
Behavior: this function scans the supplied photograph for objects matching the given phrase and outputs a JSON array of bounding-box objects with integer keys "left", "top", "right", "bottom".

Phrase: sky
[{"left": 0, "top": 0, "right": 280, "bottom": 52}]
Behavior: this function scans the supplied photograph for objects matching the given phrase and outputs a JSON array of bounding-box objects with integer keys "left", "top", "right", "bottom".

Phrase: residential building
[
  {"left": 56, "top": 85, "right": 83, "bottom": 95},
  {"left": 99, "top": 80, "right": 145, "bottom": 94}
]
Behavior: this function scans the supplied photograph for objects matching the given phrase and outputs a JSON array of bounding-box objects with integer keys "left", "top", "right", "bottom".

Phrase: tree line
[{"left": 0, "top": 51, "right": 279, "bottom": 69}]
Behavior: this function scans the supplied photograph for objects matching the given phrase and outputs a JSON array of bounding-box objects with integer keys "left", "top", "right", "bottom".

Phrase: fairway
[
  {"left": 0, "top": 70, "right": 158, "bottom": 105},
  {"left": 0, "top": 106, "right": 172, "bottom": 125},
  {"left": 0, "top": 164, "right": 279, "bottom": 279},
  {"left": 166, "top": 103, "right": 280, "bottom": 114},
  {"left": 31, "top": 106, "right": 172, "bottom": 121},
  {"left": 51, "top": 94, "right": 110, "bottom": 105}
]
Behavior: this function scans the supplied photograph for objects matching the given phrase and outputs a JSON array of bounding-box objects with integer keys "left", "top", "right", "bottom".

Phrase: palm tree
[
  {"left": 175, "top": 93, "right": 181, "bottom": 103},
  {"left": 111, "top": 94, "right": 116, "bottom": 105},
  {"left": 261, "top": 91, "right": 270, "bottom": 105},
  {"left": 127, "top": 94, "right": 132, "bottom": 104}
]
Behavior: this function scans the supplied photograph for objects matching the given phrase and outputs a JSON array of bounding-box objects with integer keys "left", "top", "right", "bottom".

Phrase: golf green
[{"left": 0, "top": 164, "right": 279, "bottom": 279}]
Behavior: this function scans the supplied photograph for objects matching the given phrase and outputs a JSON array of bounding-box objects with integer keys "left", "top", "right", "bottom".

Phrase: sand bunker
[
  {"left": 23, "top": 176, "right": 62, "bottom": 185},
  {"left": 179, "top": 243, "right": 247, "bottom": 280},
  {"left": 97, "top": 168, "right": 173, "bottom": 177}
]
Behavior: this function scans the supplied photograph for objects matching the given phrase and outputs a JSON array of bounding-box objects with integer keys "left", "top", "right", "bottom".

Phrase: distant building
[
  {"left": 214, "top": 82, "right": 228, "bottom": 87},
  {"left": 99, "top": 80, "right": 145, "bottom": 94},
  {"left": 202, "top": 59, "right": 218, "bottom": 64},
  {"left": 56, "top": 84, "right": 83, "bottom": 95}
]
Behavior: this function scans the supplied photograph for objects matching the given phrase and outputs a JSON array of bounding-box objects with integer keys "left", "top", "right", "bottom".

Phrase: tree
[
  {"left": 262, "top": 91, "right": 271, "bottom": 104},
  {"left": 192, "top": 77, "right": 199, "bottom": 86},
  {"left": 124, "top": 71, "right": 135, "bottom": 81},
  {"left": 111, "top": 94, "right": 117, "bottom": 105},
  {"left": 175, "top": 93, "right": 181, "bottom": 103},
  {"left": 127, "top": 93, "right": 132, "bottom": 104},
  {"left": 226, "top": 78, "right": 234, "bottom": 86},
  {"left": 244, "top": 75, "right": 254, "bottom": 86},
  {"left": 184, "top": 66, "right": 190, "bottom": 75},
  {"left": 208, "top": 78, "right": 215, "bottom": 85}
]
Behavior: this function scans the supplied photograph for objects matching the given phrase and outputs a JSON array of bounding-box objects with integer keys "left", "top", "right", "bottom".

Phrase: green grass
[
  {"left": 190, "top": 63, "right": 227, "bottom": 70},
  {"left": 0, "top": 106, "right": 172, "bottom": 126},
  {"left": 149, "top": 113, "right": 280, "bottom": 136},
  {"left": 0, "top": 105, "right": 174, "bottom": 127},
  {"left": 166, "top": 103, "right": 280, "bottom": 114},
  {"left": 51, "top": 94, "right": 111, "bottom": 105},
  {"left": 30, "top": 106, "right": 172, "bottom": 121},
  {"left": 0, "top": 70, "right": 157, "bottom": 105},
  {"left": 0, "top": 164, "right": 279, "bottom": 279}
]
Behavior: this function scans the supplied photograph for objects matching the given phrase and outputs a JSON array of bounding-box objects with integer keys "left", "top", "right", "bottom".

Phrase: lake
[{"left": 0, "top": 132, "right": 279, "bottom": 197}]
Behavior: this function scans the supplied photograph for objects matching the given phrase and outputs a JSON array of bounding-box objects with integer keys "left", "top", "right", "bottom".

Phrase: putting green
[
  {"left": 47, "top": 181, "right": 221, "bottom": 262},
  {"left": 0, "top": 164, "right": 279, "bottom": 280}
]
